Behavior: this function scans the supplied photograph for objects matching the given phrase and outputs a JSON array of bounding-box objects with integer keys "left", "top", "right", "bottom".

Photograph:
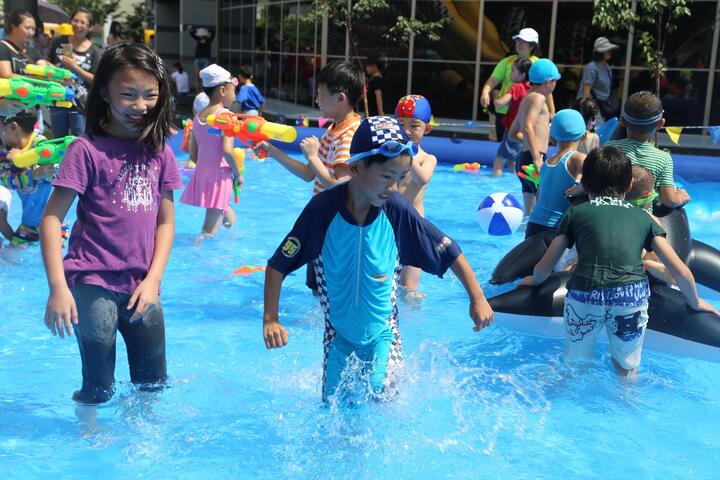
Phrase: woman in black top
[
  {"left": 46, "top": 8, "right": 102, "bottom": 136},
  {"left": 365, "top": 56, "right": 387, "bottom": 116},
  {"left": 0, "top": 10, "right": 46, "bottom": 78},
  {"left": 188, "top": 25, "right": 215, "bottom": 92}
]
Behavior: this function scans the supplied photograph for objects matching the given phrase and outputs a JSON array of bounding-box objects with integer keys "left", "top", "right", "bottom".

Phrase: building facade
[{"left": 215, "top": 0, "right": 720, "bottom": 127}]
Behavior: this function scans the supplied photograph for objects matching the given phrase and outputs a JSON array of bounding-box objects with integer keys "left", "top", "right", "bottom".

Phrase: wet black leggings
[{"left": 71, "top": 283, "right": 167, "bottom": 404}]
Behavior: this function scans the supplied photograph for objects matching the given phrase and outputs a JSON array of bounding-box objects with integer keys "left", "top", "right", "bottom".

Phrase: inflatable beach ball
[{"left": 477, "top": 193, "right": 523, "bottom": 235}]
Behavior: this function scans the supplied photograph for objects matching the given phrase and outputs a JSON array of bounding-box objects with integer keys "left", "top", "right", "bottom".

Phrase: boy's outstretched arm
[
  {"left": 652, "top": 236, "right": 719, "bottom": 315},
  {"left": 256, "top": 140, "right": 315, "bottom": 182},
  {"left": 658, "top": 186, "right": 691, "bottom": 208},
  {"left": 263, "top": 266, "right": 289, "bottom": 348},
  {"left": 520, "top": 235, "right": 569, "bottom": 287},
  {"left": 450, "top": 253, "right": 494, "bottom": 331}
]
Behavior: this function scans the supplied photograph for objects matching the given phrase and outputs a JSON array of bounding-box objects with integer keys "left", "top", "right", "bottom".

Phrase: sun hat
[
  {"left": 550, "top": 109, "right": 586, "bottom": 142},
  {"left": 199, "top": 64, "right": 237, "bottom": 87},
  {"left": 512, "top": 28, "right": 539, "bottom": 44},
  {"left": 594, "top": 37, "right": 619, "bottom": 53},
  {"left": 529, "top": 58, "right": 561, "bottom": 84}
]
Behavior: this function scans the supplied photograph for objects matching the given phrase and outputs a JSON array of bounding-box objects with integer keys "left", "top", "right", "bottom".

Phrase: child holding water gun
[
  {"left": 394, "top": 95, "right": 438, "bottom": 299},
  {"left": 259, "top": 60, "right": 363, "bottom": 292},
  {"left": 40, "top": 44, "right": 183, "bottom": 404},
  {"left": 0, "top": 110, "right": 54, "bottom": 244},
  {"left": 180, "top": 64, "right": 243, "bottom": 245}
]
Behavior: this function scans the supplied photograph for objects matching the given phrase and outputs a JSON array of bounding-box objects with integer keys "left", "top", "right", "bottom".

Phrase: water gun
[
  {"left": 11, "top": 136, "right": 76, "bottom": 168},
  {"left": 518, "top": 164, "right": 540, "bottom": 187},
  {"left": 0, "top": 77, "right": 75, "bottom": 108},
  {"left": 25, "top": 64, "right": 77, "bottom": 82},
  {"left": 206, "top": 112, "right": 297, "bottom": 159},
  {"left": 232, "top": 148, "right": 245, "bottom": 203},
  {"left": 231, "top": 265, "right": 266, "bottom": 277},
  {"left": 180, "top": 119, "right": 193, "bottom": 150},
  {"left": 453, "top": 162, "right": 481, "bottom": 172}
]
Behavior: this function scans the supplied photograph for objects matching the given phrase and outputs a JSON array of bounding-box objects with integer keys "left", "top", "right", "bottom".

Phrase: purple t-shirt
[{"left": 53, "top": 135, "right": 184, "bottom": 294}]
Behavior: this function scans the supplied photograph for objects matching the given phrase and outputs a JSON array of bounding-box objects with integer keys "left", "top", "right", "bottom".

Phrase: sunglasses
[
  {"left": 627, "top": 190, "right": 659, "bottom": 207},
  {"left": 348, "top": 140, "right": 418, "bottom": 163}
]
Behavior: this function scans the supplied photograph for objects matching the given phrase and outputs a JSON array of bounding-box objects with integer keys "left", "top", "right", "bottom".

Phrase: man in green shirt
[{"left": 606, "top": 91, "right": 690, "bottom": 208}]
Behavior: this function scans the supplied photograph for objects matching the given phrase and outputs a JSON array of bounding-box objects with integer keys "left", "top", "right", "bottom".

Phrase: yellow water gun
[
  {"left": 11, "top": 136, "right": 77, "bottom": 168},
  {"left": 0, "top": 77, "right": 75, "bottom": 108}
]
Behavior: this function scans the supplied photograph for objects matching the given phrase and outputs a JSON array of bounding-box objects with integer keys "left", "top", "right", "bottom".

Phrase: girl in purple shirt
[{"left": 40, "top": 44, "right": 184, "bottom": 404}]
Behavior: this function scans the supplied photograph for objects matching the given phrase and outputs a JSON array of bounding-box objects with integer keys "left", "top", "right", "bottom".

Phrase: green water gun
[
  {"left": 11, "top": 136, "right": 77, "bottom": 168},
  {"left": 0, "top": 77, "right": 75, "bottom": 108},
  {"left": 25, "top": 64, "right": 77, "bottom": 82},
  {"left": 518, "top": 163, "right": 541, "bottom": 187},
  {"left": 233, "top": 148, "right": 245, "bottom": 203}
]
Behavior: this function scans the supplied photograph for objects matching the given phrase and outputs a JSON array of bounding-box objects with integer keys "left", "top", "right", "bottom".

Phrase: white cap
[
  {"left": 512, "top": 28, "right": 539, "bottom": 44},
  {"left": 194, "top": 27, "right": 211, "bottom": 38},
  {"left": 594, "top": 37, "right": 619, "bottom": 53},
  {"left": 193, "top": 92, "right": 210, "bottom": 113},
  {"left": 199, "top": 64, "right": 234, "bottom": 87}
]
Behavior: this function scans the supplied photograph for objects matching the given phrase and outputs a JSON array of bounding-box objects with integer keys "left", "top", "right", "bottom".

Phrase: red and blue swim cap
[{"left": 395, "top": 95, "right": 432, "bottom": 124}]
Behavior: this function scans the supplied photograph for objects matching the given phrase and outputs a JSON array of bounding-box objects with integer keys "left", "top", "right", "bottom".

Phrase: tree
[
  {"left": 592, "top": 0, "right": 691, "bottom": 94},
  {"left": 306, "top": 0, "right": 449, "bottom": 115},
  {"left": 48, "top": 0, "right": 121, "bottom": 28},
  {"left": 123, "top": 0, "right": 155, "bottom": 45}
]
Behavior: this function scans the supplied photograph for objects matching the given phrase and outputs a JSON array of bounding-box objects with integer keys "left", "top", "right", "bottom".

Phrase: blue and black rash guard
[{"left": 268, "top": 183, "right": 461, "bottom": 346}]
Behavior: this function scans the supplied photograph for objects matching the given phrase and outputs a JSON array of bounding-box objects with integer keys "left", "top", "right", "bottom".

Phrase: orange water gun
[
  {"left": 180, "top": 119, "right": 193, "bottom": 151},
  {"left": 205, "top": 113, "right": 297, "bottom": 159}
]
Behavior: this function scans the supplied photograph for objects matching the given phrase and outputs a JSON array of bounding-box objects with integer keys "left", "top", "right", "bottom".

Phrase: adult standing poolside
[
  {"left": 577, "top": 37, "right": 620, "bottom": 122},
  {"left": 188, "top": 26, "right": 216, "bottom": 93},
  {"left": 0, "top": 10, "right": 46, "bottom": 78},
  {"left": 481, "top": 28, "right": 552, "bottom": 141},
  {"left": 46, "top": 8, "right": 102, "bottom": 137}
]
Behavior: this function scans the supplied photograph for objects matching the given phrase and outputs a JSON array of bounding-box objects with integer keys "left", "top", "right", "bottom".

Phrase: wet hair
[
  {"left": 6, "top": 10, "right": 35, "bottom": 33},
  {"left": 317, "top": 61, "right": 363, "bottom": 107},
  {"left": 237, "top": 65, "right": 253, "bottom": 79},
  {"left": 70, "top": 7, "right": 94, "bottom": 26},
  {"left": 627, "top": 165, "right": 655, "bottom": 201},
  {"left": 85, "top": 43, "right": 174, "bottom": 152},
  {"left": 581, "top": 146, "right": 632, "bottom": 197},
  {"left": 512, "top": 57, "right": 532, "bottom": 81},
  {"left": 623, "top": 91, "right": 664, "bottom": 135},
  {"left": 3, "top": 109, "right": 37, "bottom": 134},
  {"left": 575, "top": 97, "right": 599, "bottom": 129},
  {"left": 366, "top": 55, "right": 387, "bottom": 72}
]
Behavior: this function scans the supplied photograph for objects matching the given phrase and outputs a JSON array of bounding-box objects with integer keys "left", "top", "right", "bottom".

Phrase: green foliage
[
  {"left": 47, "top": 0, "right": 121, "bottom": 27},
  {"left": 122, "top": 1, "right": 155, "bottom": 44},
  {"left": 592, "top": 0, "right": 691, "bottom": 85}
]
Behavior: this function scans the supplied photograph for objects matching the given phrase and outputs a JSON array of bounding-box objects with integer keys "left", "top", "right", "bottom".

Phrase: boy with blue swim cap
[
  {"left": 526, "top": 109, "right": 587, "bottom": 238},
  {"left": 509, "top": 58, "right": 560, "bottom": 219},
  {"left": 263, "top": 116, "right": 493, "bottom": 401},
  {"left": 394, "top": 95, "right": 438, "bottom": 299}
]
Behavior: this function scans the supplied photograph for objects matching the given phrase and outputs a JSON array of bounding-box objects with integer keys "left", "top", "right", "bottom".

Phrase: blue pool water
[{"left": 1, "top": 153, "right": 719, "bottom": 478}]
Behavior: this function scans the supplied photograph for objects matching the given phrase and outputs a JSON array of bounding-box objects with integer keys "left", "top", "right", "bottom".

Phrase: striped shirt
[
  {"left": 313, "top": 113, "right": 361, "bottom": 195},
  {"left": 605, "top": 138, "right": 675, "bottom": 188}
]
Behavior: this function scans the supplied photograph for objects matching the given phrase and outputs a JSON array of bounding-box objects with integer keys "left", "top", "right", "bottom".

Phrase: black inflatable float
[{"left": 488, "top": 204, "right": 720, "bottom": 361}]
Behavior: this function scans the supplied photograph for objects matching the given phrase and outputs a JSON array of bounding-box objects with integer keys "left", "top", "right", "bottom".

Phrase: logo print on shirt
[
  {"left": 282, "top": 236, "right": 301, "bottom": 257},
  {"left": 436, "top": 236, "right": 452, "bottom": 254},
  {"left": 113, "top": 162, "right": 157, "bottom": 213}
]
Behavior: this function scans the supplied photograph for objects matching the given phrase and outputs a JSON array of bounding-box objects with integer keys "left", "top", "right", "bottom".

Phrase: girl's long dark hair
[{"left": 85, "top": 43, "right": 174, "bottom": 152}]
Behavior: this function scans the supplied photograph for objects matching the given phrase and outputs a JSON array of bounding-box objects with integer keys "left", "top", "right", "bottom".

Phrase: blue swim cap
[
  {"left": 550, "top": 109, "right": 586, "bottom": 142},
  {"left": 529, "top": 58, "right": 561, "bottom": 84},
  {"left": 395, "top": 95, "right": 432, "bottom": 124},
  {"left": 349, "top": 116, "right": 413, "bottom": 162}
]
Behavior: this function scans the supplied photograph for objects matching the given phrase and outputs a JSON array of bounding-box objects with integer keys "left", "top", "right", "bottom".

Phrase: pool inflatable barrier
[{"left": 488, "top": 203, "right": 720, "bottom": 362}]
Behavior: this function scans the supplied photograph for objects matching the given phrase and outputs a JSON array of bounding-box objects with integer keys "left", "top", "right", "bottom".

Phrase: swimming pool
[{"left": 1, "top": 152, "right": 719, "bottom": 478}]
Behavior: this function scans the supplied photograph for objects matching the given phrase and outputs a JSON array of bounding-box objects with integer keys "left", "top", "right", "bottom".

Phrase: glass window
[
  {"left": 296, "top": 54, "right": 321, "bottom": 106},
  {"left": 411, "top": 60, "right": 475, "bottom": 120},
  {"left": 414, "top": 0, "right": 478, "bottom": 63},
  {"left": 255, "top": 3, "right": 268, "bottom": 51},
  {"left": 483, "top": 1, "right": 553, "bottom": 60}
]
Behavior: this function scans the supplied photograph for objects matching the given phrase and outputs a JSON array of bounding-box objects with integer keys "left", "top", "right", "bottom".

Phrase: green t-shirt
[
  {"left": 605, "top": 138, "right": 675, "bottom": 188},
  {"left": 557, "top": 196, "right": 666, "bottom": 291},
  {"left": 490, "top": 54, "right": 539, "bottom": 115}
]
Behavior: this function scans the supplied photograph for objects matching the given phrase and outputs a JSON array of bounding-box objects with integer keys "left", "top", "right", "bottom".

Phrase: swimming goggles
[
  {"left": 348, "top": 140, "right": 418, "bottom": 163},
  {"left": 627, "top": 190, "right": 659, "bottom": 207}
]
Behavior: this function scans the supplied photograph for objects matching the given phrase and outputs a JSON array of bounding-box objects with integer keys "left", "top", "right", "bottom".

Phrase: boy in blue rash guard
[{"left": 263, "top": 116, "right": 494, "bottom": 400}]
